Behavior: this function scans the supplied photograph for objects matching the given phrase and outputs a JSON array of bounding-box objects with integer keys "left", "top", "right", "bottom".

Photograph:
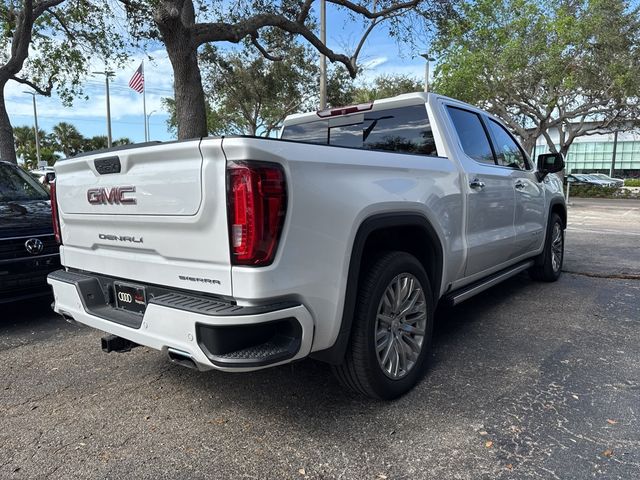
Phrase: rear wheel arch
[{"left": 310, "top": 212, "right": 444, "bottom": 365}]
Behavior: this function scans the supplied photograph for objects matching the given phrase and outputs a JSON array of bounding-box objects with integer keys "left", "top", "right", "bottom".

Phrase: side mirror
[{"left": 536, "top": 153, "right": 565, "bottom": 181}]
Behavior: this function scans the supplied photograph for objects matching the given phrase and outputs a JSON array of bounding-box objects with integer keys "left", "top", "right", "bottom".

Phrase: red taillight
[
  {"left": 50, "top": 180, "right": 62, "bottom": 245},
  {"left": 227, "top": 161, "right": 287, "bottom": 266}
]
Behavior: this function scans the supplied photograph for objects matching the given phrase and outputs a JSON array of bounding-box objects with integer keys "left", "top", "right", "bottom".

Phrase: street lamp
[
  {"left": 420, "top": 54, "right": 435, "bottom": 93},
  {"left": 146, "top": 110, "right": 157, "bottom": 141},
  {"left": 23, "top": 91, "right": 41, "bottom": 164},
  {"left": 93, "top": 70, "right": 115, "bottom": 148},
  {"left": 319, "top": 0, "right": 327, "bottom": 109}
]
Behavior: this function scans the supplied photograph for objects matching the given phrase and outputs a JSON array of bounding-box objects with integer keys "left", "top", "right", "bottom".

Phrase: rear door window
[{"left": 446, "top": 106, "right": 495, "bottom": 164}]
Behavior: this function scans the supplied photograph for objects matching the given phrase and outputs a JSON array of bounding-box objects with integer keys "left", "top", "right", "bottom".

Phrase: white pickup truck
[{"left": 48, "top": 93, "right": 566, "bottom": 399}]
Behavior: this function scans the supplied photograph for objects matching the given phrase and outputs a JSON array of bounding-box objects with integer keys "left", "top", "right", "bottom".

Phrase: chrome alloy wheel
[
  {"left": 551, "top": 222, "right": 564, "bottom": 273},
  {"left": 374, "top": 273, "right": 428, "bottom": 380}
]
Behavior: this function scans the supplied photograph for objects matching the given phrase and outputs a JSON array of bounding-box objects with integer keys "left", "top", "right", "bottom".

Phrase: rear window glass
[
  {"left": 447, "top": 106, "right": 495, "bottom": 165},
  {"left": 282, "top": 105, "right": 438, "bottom": 156},
  {"left": 0, "top": 163, "right": 49, "bottom": 202}
]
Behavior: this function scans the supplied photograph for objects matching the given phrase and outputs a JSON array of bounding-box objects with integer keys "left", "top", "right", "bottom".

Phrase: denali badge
[
  {"left": 99, "top": 233, "right": 143, "bottom": 243},
  {"left": 24, "top": 238, "right": 44, "bottom": 255},
  {"left": 87, "top": 186, "right": 136, "bottom": 205},
  {"left": 178, "top": 275, "right": 221, "bottom": 285}
]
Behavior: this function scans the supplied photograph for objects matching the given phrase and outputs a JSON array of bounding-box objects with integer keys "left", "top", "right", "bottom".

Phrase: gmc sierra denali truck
[{"left": 47, "top": 93, "right": 566, "bottom": 399}]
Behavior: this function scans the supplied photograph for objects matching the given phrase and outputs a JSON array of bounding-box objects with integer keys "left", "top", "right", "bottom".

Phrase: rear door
[
  {"left": 485, "top": 118, "right": 545, "bottom": 257},
  {"left": 446, "top": 105, "right": 517, "bottom": 277}
]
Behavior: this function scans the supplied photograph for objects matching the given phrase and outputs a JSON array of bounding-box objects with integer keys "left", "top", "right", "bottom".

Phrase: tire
[
  {"left": 529, "top": 213, "right": 564, "bottom": 282},
  {"left": 333, "top": 251, "right": 434, "bottom": 400}
]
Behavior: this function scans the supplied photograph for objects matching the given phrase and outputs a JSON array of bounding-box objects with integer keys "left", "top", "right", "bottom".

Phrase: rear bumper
[{"left": 47, "top": 269, "right": 314, "bottom": 372}]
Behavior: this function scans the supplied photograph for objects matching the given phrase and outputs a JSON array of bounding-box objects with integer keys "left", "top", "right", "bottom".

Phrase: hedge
[
  {"left": 624, "top": 179, "right": 640, "bottom": 187},
  {"left": 569, "top": 185, "right": 640, "bottom": 199}
]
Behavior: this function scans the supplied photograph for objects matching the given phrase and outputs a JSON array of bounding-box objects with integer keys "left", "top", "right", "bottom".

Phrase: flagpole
[{"left": 142, "top": 60, "right": 148, "bottom": 142}]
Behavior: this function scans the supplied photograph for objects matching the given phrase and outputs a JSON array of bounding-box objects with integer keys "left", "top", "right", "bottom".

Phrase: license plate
[{"left": 114, "top": 282, "right": 147, "bottom": 314}]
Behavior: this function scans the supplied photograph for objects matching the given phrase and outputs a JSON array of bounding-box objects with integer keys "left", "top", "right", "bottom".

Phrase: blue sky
[{"left": 6, "top": 4, "right": 431, "bottom": 145}]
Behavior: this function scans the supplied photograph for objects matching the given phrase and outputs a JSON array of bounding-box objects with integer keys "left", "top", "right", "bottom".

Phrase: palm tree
[
  {"left": 13, "top": 125, "right": 49, "bottom": 167},
  {"left": 83, "top": 135, "right": 109, "bottom": 152},
  {"left": 51, "top": 122, "right": 84, "bottom": 158},
  {"left": 113, "top": 137, "right": 132, "bottom": 146}
]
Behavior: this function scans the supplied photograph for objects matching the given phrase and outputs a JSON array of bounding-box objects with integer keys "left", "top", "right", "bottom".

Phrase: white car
[
  {"left": 589, "top": 173, "right": 624, "bottom": 187},
  {"left": 47, "top": 93, "right": 566, "bottom": 398},
  {"left": 30, "top": 167, "right": 55, "bottom": 185}
]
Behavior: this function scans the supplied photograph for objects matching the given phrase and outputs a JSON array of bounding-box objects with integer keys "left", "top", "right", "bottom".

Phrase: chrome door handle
[
  {"left": 515, "top": 180, "right": 526, "bottom": 190},
  {"left": 469, "top": 178, "right": 486, "bottom": 190}
]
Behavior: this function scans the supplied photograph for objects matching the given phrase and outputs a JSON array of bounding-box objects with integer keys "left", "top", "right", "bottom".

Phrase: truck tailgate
[{"left": 55, "top": 139, "right": 232, "bottom": 297}]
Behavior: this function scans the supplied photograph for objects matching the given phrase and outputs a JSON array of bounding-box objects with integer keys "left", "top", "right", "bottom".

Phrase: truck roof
[{"left": 283, "top": 92, "right": 446, "bottom": 127}]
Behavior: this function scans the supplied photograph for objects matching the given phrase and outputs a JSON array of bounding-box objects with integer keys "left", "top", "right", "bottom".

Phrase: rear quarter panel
[{"left": 222, "top": 136, "right": 464, "bottom": 352}]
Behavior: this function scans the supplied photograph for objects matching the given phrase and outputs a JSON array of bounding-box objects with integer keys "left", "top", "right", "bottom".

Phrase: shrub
[
  {"left": 569, "top": 185, "right": 640, "bottom": 199},
  {"left": 569, "top": 185, "right": 620, "bottom": 198},
  {"left": 624, "top": 178, "right": 640, "bottom": 187}
]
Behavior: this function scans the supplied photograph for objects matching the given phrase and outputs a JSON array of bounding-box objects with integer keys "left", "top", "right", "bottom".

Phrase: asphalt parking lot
[{"left": 1, "top": 198, "right": 638, "bottom": 480}]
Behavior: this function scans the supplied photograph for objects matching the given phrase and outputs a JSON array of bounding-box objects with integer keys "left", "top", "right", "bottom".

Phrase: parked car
[
  {"left": 567, "top": 173, "right": 615, "bottom": 187},
  {"left": 47, "top": 93, "right": 566, "bottom": 399},
  {"left": 589, "top": 173, "right": 624, "bottom": 187},
  {"left": 30, "top": 168, "right": 56, "bottom": 186},
  {"left": 0, "top": 161, "right": 60, "bottom": 303}
]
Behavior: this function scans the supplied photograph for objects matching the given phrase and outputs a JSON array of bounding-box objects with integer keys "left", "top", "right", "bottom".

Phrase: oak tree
[
  {"left": 433, "top": 0, "right": 640, "bottom": 155},
  {"left": 0, "top": 1, "right": 125, "bottom": 163},
  {"left": 121, "top": 0, "right": 435, "bottom": 140}
]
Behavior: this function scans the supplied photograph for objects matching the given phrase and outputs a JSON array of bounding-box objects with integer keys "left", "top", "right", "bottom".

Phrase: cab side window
[{"left": 487, "top": 119, "right": 529, "bottom": 170}]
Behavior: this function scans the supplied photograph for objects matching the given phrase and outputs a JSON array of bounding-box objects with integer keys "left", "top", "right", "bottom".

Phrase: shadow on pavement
[
  {"left": 149, "top": 272, "right": 538, "bottom": 415},
  {"left": 0, "top": 294, "right": 72, "bottom": 337}
]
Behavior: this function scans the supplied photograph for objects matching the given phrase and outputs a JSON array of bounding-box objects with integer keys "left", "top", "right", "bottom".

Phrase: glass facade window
[{"left": 535, "top": 140, "right": 640, "bottom": 174}]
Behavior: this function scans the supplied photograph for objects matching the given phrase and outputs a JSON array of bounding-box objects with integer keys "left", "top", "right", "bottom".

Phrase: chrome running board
[{"left": 445, "top": 260, "right": 535, "bottom": 306}]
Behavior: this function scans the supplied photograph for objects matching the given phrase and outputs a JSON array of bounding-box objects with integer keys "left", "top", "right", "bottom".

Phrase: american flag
[{"left": 129, "top": 62, "right": 144, "bottom": 93}]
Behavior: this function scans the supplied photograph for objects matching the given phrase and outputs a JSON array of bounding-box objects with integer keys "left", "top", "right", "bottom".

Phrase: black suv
[{"left": 0, "top": 161, "right": 60, "bottom": 303}]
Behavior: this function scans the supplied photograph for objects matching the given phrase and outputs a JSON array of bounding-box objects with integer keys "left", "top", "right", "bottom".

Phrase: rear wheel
[
  {"left": 333, "top": 251, "right": 434, "bottom": 399},
  {"left": 530, "top": 213, "right": 564, "bottom": 282}
]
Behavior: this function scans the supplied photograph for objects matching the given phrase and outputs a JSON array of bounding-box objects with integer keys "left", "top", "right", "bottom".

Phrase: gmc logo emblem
[{"left": 87, "top": 186, "right": 137, "bottom": 205}]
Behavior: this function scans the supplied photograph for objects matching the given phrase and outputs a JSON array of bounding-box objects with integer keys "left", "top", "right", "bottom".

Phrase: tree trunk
[
  {"left": 0, "top": 82, "right": 17, "bottom": 163},
  {"left": 166, "top": 43, "right": 208, "bottom": 139},
  {"left": 521, "top": 136, "right": 537, "bottom": 157},
  {"left": 156, "top": 3, "right": 208, "bottom": 140}
]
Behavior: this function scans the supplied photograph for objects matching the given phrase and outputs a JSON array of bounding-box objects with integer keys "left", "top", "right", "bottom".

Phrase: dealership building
[{"left": 532, "top": 125, "right": 640, "bottom": 177}]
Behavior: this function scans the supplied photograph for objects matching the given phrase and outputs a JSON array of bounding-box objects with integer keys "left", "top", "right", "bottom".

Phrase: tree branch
[
  {"left": 296, "top": 0, "right": 314, "bottom": 24},
  {"left": 326, "top": 0, "right": 420, "bottom": 20},
  {"left": 250, "top": 33, "right": 283, "bottom": 62},
  {"left": 193, "top": 15, "right": 357, "bottom": 76},
  {"left": 352, "top": 15, "right": 381, "bottom": 64},
  {"left": 10, "top": 74, "right": 54, "bottom": 96},
  {"left": 46, "top": 7, "right": 75, "bottom": 41},
  {"left": 33, "top": 0, "right": 64, "bottom": 17}
]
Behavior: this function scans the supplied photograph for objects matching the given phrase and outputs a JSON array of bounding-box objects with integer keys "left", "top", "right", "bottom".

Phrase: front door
[{"left": 484, "top": 118, "right": 546, "bottom": 257}]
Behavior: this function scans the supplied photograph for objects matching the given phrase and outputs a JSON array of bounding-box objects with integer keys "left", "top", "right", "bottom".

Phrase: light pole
[
  {"left": 420, "top": 54, "right": 435, "bottom": 93},
  {"left": 146, "top": 110, "right": 157, "bottom": 141},
  {"left": 609, "top": 130, "right": 618, "bottom": 177},
  {"left": 23, "top": 91, "right": 41, "bottom": 164},
  {"left": 93, "top": 70, "right": 115, "bottom": 148},
  {"left": 319, "top": 0, "right": 327, "bottom": 109}
]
